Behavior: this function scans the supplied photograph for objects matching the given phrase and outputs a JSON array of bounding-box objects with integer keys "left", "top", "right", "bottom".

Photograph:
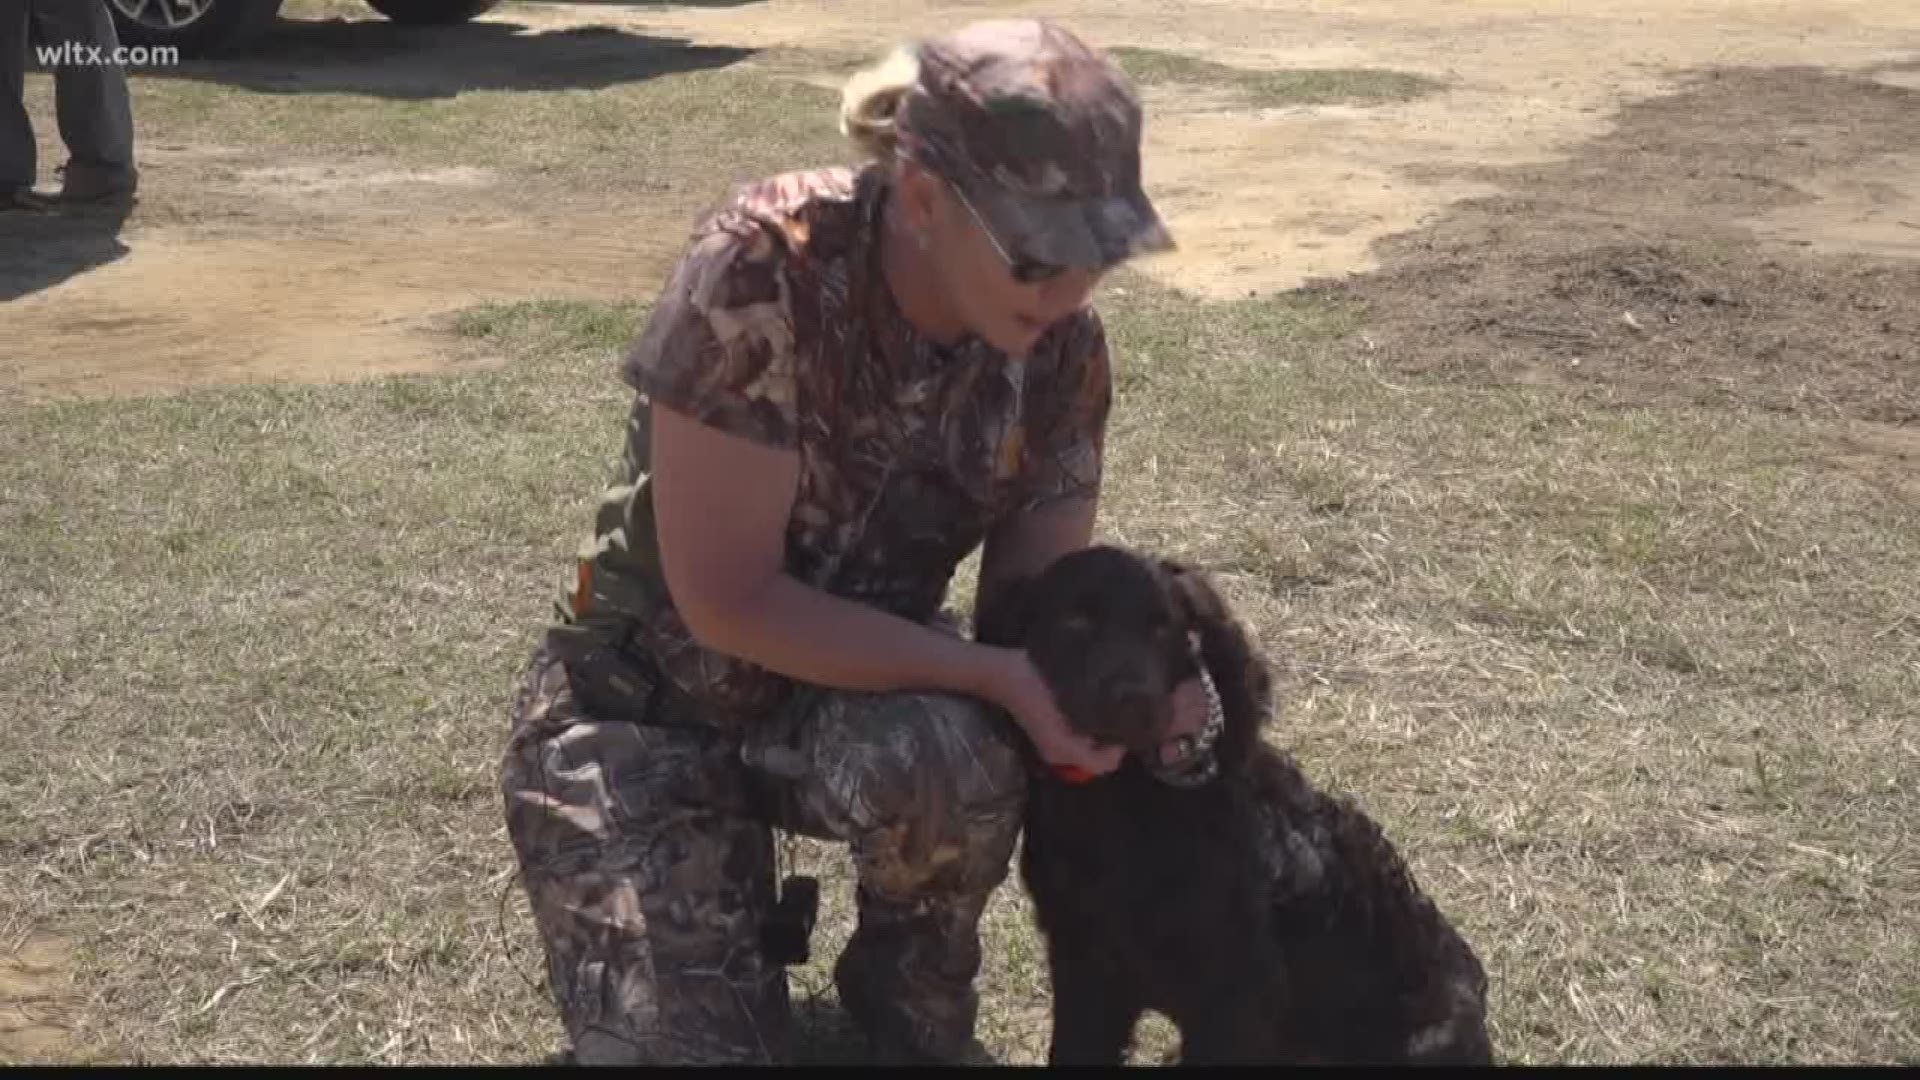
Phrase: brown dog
[{"left": 975, "top": 544, "right": 1493, "bottom": 1065}]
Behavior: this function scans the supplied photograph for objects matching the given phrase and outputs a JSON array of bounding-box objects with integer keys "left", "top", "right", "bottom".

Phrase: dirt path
[
  {"left": 3, "top": 0, "right": 1914, "bottom": 399},
  {"left": 1, "top": 150, "right": 682, "bottom": 398},
  {"left": 595, "top": 0, "right": 1920, "bottom": 295},
  {"left": 0, "top": 934, "right": 77, "bottom": 1065}
]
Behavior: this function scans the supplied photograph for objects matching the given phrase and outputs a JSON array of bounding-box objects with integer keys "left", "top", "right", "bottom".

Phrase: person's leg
[
  {"left": 751, "top": 684, "right": 1029, "bottom": 1063},
  {"left": 0, "top": 0, "right": 39, "bottom": 199},
  {"left": 500, "top": 637, "right": 793, "bottom": 1064},
  {"left": 29, "top": 0, "right": 134, "bottom": 201}
]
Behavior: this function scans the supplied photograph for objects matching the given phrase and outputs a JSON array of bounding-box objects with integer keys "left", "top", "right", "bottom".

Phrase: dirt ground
[
  {"left": 0, "top": 935, "right": 73, "bottom": 1064},
  {"left": 1312, "top": 63, "right": 1920, "bottom": 423},
  {"left": 2, "top": 0, "right": 1916, "bottom": 398}
]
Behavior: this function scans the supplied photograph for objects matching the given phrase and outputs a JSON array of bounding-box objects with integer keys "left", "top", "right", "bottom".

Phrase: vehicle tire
[
  {"left": 105, "top": 0, "right": 285, "bottom": 59},
  {"left": 362, "top": 0, "right": 502, "bottom": 25}
]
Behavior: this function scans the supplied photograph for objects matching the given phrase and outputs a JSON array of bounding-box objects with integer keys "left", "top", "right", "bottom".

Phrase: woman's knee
[
  {"left": 785, "top": 690, "right": 1028, "bottom": 892},
  {"left": 843, "top": 691, "right": 1024, "bottom": 809}
]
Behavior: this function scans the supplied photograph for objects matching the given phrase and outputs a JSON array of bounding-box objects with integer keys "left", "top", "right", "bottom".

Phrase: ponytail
[{"left": 839, "top": 44, "right": 920, "bottom": 162}]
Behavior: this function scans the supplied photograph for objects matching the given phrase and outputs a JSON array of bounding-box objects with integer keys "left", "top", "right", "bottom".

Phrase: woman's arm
[
  {"left": 651, "top": 402, "right": 1118, "bottom": 777},
  {"left": 652, "top": 399, "right": 1004, "bottom": 697},
  {"left": 628, "top": 219, "right": 1116, "bottom": 771}
]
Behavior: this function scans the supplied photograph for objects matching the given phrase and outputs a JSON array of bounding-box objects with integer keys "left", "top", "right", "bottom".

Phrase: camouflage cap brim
[{"left": 966, "top": 179, "right": 1175, "bottom": 270}]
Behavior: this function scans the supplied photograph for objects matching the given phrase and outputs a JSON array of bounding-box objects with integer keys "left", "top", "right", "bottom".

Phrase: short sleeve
[
  {"left": 620, "top": 222, "right": 800, "bottom": 451},
  {"left": 1017, "top": 306, "right": 1113, "bottom": 511}
]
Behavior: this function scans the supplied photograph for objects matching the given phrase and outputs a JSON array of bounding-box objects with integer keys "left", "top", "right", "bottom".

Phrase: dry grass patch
[{"left": 6, "top": 272, "right": 1915, "bottom": 1062}]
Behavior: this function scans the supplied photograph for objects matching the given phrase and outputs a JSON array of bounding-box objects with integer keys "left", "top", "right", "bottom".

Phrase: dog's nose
[{"left": 1104, "top": 675, "right": 1158, "bottom": 708}]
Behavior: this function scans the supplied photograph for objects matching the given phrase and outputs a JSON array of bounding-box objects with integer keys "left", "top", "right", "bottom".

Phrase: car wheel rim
[{"left": 109, "top": 0, "right": 219, "bottom": 31}]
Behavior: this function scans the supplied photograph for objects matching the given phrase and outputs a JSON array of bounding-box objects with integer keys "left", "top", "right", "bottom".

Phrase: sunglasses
[{"left": 942, "top": 178, "right": 1074, "bottom": 285}]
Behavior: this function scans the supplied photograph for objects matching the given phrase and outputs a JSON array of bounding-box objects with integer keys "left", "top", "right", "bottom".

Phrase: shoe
[
  {"left": 56, "top": 161, "right": 138, "bottom": 206},
  {"left": 0, "top": 185, "right": 54, "bottom": 212}
]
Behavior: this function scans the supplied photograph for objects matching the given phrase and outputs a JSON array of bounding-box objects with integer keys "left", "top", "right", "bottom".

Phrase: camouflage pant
[{"left": 499, "top": 630, "right": 1028, "bottom": 1065}]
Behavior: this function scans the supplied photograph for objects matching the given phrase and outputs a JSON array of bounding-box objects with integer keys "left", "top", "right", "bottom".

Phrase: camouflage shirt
[{"left": 558, "top": 163, "right": 1113, "bottom": 728}]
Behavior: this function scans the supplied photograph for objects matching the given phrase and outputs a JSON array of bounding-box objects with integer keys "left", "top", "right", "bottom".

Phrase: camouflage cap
[{"left": 896, "top": 19, "right": 1174, "bottom": 270}]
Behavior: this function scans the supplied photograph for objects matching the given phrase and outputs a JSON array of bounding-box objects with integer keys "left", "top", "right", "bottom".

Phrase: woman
[{"left": 500, "top": 18, "right": 1210, "bottom": 1065}]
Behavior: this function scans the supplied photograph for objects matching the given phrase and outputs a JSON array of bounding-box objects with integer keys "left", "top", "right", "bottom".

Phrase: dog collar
[{"left": 1145, "top": 645, "right": 1225, "bottom": 789}]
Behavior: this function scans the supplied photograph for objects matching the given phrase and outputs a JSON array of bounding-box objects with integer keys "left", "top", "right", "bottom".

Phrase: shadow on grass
[{"left": 131, "top": 15, "right": 755, "bottom": 100}]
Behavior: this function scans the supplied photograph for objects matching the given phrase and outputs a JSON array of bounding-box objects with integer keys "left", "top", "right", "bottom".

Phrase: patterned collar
[{"left": 1144, "top": 641, "right": 1226, "bottom": 788}]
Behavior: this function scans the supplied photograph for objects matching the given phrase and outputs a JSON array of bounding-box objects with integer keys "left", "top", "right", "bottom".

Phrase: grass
[
  {"left": 4, "top": 1, "right": 1917, "bottom": 1065},
  {"left": 118, "top": 64, "right": 845, "bottom": 193},
  {"left": 56, "top": 1, "right": 846, "bottom": 205},
  {"left": 1108, "top": 46, "right": 1443, "bottom": 108},
  {"left": 5, "top": 274, "right": 1915, "bottom": 1063}
]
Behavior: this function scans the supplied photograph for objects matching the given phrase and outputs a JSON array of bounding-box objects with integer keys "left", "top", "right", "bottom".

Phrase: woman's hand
[{"left": 981, "top": 648, "right": 1125, "bottom": 778}]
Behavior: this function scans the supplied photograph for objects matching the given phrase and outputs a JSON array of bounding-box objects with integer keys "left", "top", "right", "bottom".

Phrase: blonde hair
[{"left": 839, "top": 44, "right": 921, "bottom": 162}]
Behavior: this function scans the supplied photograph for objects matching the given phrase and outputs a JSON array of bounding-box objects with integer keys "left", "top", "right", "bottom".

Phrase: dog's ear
[
  {"left": 1158, "top": 558, "right": 1275, "bottom": 764},
  {"left": 972, "top": 574, "right": 1033, "bottom": 648},
  {"left": 1159, "top": 558, "right": 1247, "bottom": 687},
  {"left": 1158, "top": 558, "right": 1231, "bottom": 637}
]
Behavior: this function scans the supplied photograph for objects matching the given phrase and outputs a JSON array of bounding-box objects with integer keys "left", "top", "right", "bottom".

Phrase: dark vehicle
[{"left": 107, "top": 0, "right": 503, "bottom": 58}]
